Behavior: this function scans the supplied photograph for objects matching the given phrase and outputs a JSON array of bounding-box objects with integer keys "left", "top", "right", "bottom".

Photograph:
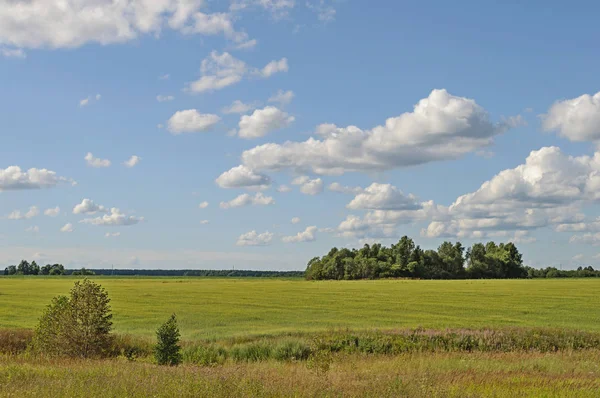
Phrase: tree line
[
  {"left": 305, "top": 236, "right": 600, "bottom": 280},
  {"left": 3, "top": 260, "right": 96, "bottom": 276}
]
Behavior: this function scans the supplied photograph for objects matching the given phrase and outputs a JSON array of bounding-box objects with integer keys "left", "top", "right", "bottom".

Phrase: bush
[
  {"left": 183, "top": 344, "right": 228, "bottom": 366},
  {"left": 155, "top": 314, "right": 182, "bottom": 366},
  {"left": 32, "top": 279, "right": 113, "bottom": 358},
  {"left": 0, "top": 329, "right": 34, "bottom": 355},
  {"left": 230, "top": 341, "right": 272, "bottom": 362},
  {"left": 273, "top": 339, "right": 312, "bottom": 361}
]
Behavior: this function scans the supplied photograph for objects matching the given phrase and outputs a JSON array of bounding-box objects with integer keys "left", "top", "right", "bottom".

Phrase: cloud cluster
[
  {"left": 542, "top": 91, "right": 600, "bottom": 141},
  {"left": 124, "top": 155, "right": 141, "bottom": 168},
  {"left": 7, "top": 206, "right": 39, "bottom": 220},
  {"left": 0, "top": 166, "right": 72, "bottom": 191},
  {"left": 80, "top": 208, "right": 144, "bottom": 226},
  {"left": 291, "top": 176, "right": 323, "bottom": 195},
  {"left": 44, "top": 207, "right": 60, "bottom": 217},
  {"left": 167, "top": 110, "right": 220, "bottom": 134},
  {"left": 235, "top": 89, "right": 512, "bottom": 176},
  {"left": 347, "top": 183, "right": 421, "bottom": 210},
  {"left": 238, "top": 106, "right": 294, "bottom": 139},
  {"left": 73, "top": 199, "right": 108, "bottom": 215},
  {"left": 236, "top": 230, "right": 273, "bottom": 246},
  {"left": 222, "top": 100, "right": 257, "bottom": 114},
  {"left": 85, "top": 153, "right": 111, "bottom": 168},
  {"left": 0, "top": 1, "right": 251, "bottom": 50},
  {"left": 282, "top": 226, "right": 317, "bottom": 243},
  {"left": 268, "top": 90, "right": 294, "bottom": 106},
  {"left": 220, "top": 193, "right": 275, "bottom": 209},
  {"left": 216, "top": 165, "right": 271, "bottom": 189},
  {"left": 186, "top": 51, "right": 288, "bottom": 94}
]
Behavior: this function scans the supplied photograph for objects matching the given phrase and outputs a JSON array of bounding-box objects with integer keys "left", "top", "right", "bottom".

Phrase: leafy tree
[
  {"left": 33, "top": 279, "right": 113, "bottom": 358},
  {"left": 4, "top": 265, "right": 17, "bottom": 275},
  {"left": 155, "top": 314, "right": 182, "bottom": 366}
]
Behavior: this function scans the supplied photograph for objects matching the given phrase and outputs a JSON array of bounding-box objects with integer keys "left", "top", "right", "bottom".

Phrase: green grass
[
  {"left": 1, "top": 351, "right": 599, "bottom": 397},
  {"left": 0, "top": 277, "right": 599, "bottom": 339}
]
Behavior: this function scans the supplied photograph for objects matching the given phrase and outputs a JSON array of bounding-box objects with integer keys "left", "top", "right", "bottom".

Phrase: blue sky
[{"left": 1, "top": 0, "right": 600, "bottom": 270}]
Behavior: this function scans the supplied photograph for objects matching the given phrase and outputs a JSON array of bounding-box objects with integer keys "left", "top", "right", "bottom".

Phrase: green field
[{"left": 1, "top": 277, "right": 598, "bottom": 338}]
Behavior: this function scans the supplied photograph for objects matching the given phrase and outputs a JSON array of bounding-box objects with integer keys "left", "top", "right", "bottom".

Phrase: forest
[{"left": 305, "top": 236, "right": 600, "bottom": 280}]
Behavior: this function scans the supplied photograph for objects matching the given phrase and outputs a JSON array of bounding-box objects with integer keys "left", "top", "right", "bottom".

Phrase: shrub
[
  {"left": 273, "top": 339, "right": 312, "bottom": 361},
  {"left": 0, "top": 329, "right": 34, "bottom": 355},
  {"left": 230, "top": 341, "right": 272, "bottom": 362},
  {"left": 155, "top": 314, "right": 182, "bottom": 366},
  {"left": 183, "top": 344, "right": 228, "bottom": 366},
  {"left": 32, "top": 279, "right": 113, "bottom": 358}
]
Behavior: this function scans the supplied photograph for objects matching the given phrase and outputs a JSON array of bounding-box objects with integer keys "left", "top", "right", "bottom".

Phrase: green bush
[
  {"left": 183, "top": 344, "right": 228, "bottom": 366},
  {"left": 231, "top": 341, "right": 272, "bottom": 362},
  {"left": 154, "top": 314, "right": 182, "bottom": 366},
  {"left": 32, "top": 279, "right": 113, "bottom": 358},
  {"left": 272, "top": 339, "right": 312, "bottom": 361}
]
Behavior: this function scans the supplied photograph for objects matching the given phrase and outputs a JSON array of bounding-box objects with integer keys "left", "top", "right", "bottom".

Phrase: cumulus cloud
[
  {"left": 259, "top": 58, "right": 288, "bottom": 78},
  {"left": 282, "top": 226, "right": 317, "bottom": 243},
  {"left": 0, "top": 166, "right": 72, "bottom": 191},
  {"left": 291, "top": 217, "right": 300, "bottom": 224},
  {"left": 85, "top": 153, "right": 111, "bottom": 168},
  {"left": 542, "top": 91, "right": 600, "bottom": 141},
  {"left": 237, "top": 89, "right": 512, "bottom": 176},
  {"left": 60, "top": 223, "right": 74, "bottom": 233},
  {"left": 7, "top": 206, "right": 39, "bottom": 220},
  {"left": 105, "top": 232, "right": 121, "bottom": 238},
  {"left": 291, "top": 176, "right": 323, "bottom": 195},
  {"left": 0, "top": 1, "right": 250, "bottom": 50},
  {"left": 186, "top": 52, "right": 289, "bottom": 93},
  {"left": 220, "top": 193, "right": 275, "bottom": 209},
  {"left": 222, "top": 100, "right": 257, "bottom": 114},
  {"left": 80, "top": 208, "right": 144, "bottom": 226},
  {"left": 328, "top": 182, "right": 363, "bottom": 195},
  {"left": 124, "top": 155, "right": 141, "bottom": 168},
  {"left": 238, "top": 106, "right": 294, "bottom": 139},
  {"left": 73, "top": 199, "right": 108, "bottom": 215},
  {"left": 198, "top": 201, "right": 209, "bottom": 209},
  {"left": 268, "top": 90, "right": 294, "bottom": 106},
  {"left": 156, "top": 95, "right": 174, "bottom": 102},
  {"left": 216, "top": 165, "right": 271, "bottom": 189},
  {"left": 347, "top": 183, "right": 421, "bottom": 211},
  {"left": 167, "top": 109, "right": 220, "bottom": 134},
  {"left": 44, "top": 207, "right": 60, "bottom": 217},
  {"left": 236, "top": 230, "right": 274, "bottom": 246}
]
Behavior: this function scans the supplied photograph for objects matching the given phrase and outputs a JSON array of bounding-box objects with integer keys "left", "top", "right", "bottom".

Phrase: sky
[{"left": 1, "top": 1, "right": 600, "bottom": 270}]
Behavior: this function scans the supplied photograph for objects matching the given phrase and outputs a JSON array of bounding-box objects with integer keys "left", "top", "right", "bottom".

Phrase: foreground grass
[
  {"left": 1, "top": 351, "right": 599, "bottom": 397},
  {"left": 1, "top": 277, "right": 599, "bottom": 338}
]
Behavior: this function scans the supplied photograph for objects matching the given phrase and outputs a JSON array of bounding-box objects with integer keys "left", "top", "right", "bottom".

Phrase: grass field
[{"left": 0, "top": 277, "right": 599, "bottom": 339}]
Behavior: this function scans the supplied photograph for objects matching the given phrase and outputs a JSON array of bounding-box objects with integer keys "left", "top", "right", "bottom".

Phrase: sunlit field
[{"left": 0, "top": 277, "right": 598, "bottom": 338}]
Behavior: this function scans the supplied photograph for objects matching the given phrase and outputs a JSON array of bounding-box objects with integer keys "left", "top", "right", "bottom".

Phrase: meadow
[
  {"left": 1, "top": 277, "right": 600, "bottom": 397},
  {"left": 1, "top": 277, "right": 599, "bottom": 338}
]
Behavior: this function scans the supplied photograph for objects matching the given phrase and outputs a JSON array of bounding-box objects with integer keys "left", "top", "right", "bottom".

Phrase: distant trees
[
  {"left": 4, "top": 260, "right": 63, "bottom": 276},
  {"left": 33, "top": 279, "right": 113, "bottom": 358},
  {"left": 306, "top": 236, "right": 531, "bottom": 280}
]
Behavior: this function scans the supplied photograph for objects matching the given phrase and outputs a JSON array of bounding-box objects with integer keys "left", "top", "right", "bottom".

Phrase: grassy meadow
[
  {"left": 1, "top": 277, "right": 600, "bottom": 397},
  {"left": 1, "top": 277, "right": 599, "bottom": 338}
]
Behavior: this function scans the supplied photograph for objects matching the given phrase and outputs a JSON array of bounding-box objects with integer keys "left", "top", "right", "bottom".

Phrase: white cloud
[
  {"left": 306, "top": 0, "right": 336, "bottom": 21},
  {"left": 542, "top": 91, "right": 600, "bottom": 141},
  {"left": 7, "top": 206, "right": 39, "bottom": 220},
  {"left": 277, "top": 185, "right": 292, "bottom": 193},
  {"left": 237, "top": 89, "right": 512, "bottom": 176},
  {"left": 186, "top": 51, "right": 247, "bottom": 93},
  {"left": 222, "top": 100, "right": 257, "bottom": 114},
  {"left": 198, "top": 201, "right": 209, "bottom": 209},
  {"left": 259, "top": 58, "right": 288, "bottom": 78},
  {"left": 328, "top": 182, "right": 363, "bottom": 194},
  {"left": 157, "top": 95, "right": 175, "bottom": 102},
  {"left": 80, "top": 208, "right": 144, "bottom": 226},
  {"left": 220, "top": 193, "right": 275, "bottom": 209},
  {"left": 0, "top": 1, "right": 249, "bottom": 50},
  {"left": 236, "top": 230, "right": 273, "bottom": 246},
  {"left": 230, "top": 0, "right": 295, "bottom": 19},
  {"left": 347, "top": 183, "right": 421, "bottom": 211},
  {"left": 26, "top": 226, "right": 40, "bottom": 233},
  {"left": 79, "top": 97, "right": 90, "bottom": 107},
  {"left": 268, "top": 90, "right": 294, "bottom": 106},
  {"left": 85, "top": 153, "right": 111, "bottom": 168},
  {"left": 0, "top": 166, "right": 72, "bottom": 191},
  {"left": 282, "top": 226, "right": 317, "bottom": 243},
  {"left": 124, "top": 155, "right": 141, "bottom": 168},
  {"left": 167, "top": 109, "right": 220, "bottom": 134},
  {"left": 105, "top": 232, "right": 121, "bottom": 238},
  {"left": 291, "top": 217, "right": 300, "bottom": 224},
  {"left": 238, "top": 106, "right": 294, "bottom": 139},
  {"left": 216, "top": 165, "right": 271, "bottom": 189},
  {"left": 1, "top": 47, "right": 25, "bottom": 58},
  {"left": 291, "top": 176, "right": 323, "bottom": 195},
  {"left": 44, "top": 207, "right": 60, "bottom": 217},
  {"left": 159, "top": 74, "right": 170, "bottom": 80},
  {"left": 200, "top": 220, "right": 210, "bottom": 224},
  {"left": 60, "top": 223, "right": 74, "bottom": 233},
  {"left": 73, "top": 199, "right": 108, "bottom": 215}
]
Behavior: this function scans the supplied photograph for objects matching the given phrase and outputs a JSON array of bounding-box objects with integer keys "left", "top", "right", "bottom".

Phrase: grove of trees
[{"left": 305, "top": 236, "right": 600, "bottom": 280}]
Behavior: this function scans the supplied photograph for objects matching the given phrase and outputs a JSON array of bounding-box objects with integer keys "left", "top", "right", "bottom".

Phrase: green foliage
[
  {"left": 154, "top": 314, "right": 182, "bottom": 366},
  {"left": 272, "top": 339, "right": 312, "bottom": 361},
  {"left": 183, "top": 344, "right": 228, "bottom": 366},
  {"left": 230, "top": 341, "right": 272, "bottom": 362},
  {"left": 71, "top": 268, "right": 96, "bottom": 276},
  {"left": 32, "top": 279, "right": 113, "bottom": 358}
]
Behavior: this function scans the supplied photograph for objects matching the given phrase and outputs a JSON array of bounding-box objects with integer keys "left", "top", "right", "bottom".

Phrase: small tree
[
  {"left": 154, "top": 314, "right": 182, "bottom": 366},
  {"left": 33, "top": 279, "right": 113, "bottom": 358}
]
